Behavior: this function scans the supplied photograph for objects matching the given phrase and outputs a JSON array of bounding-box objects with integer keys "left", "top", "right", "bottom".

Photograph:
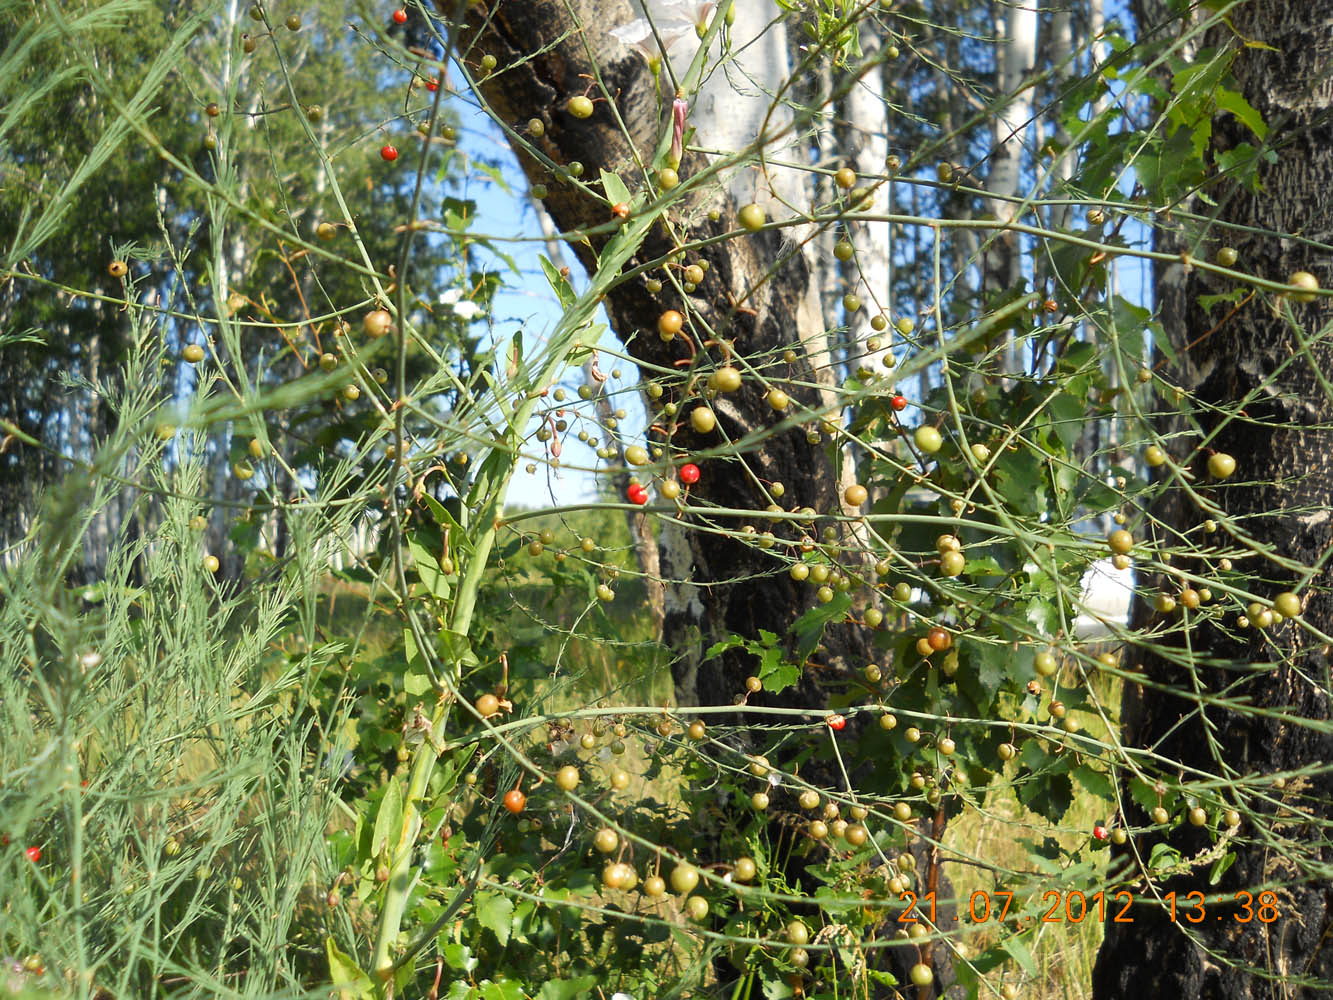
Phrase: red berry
[
  {"left": 25, "top": 846, "right": 41, "bottom": 862},
  {"left": 503, "top": 789, "right": 526, "bottom": 814},
  {"left": 380, "top": 143, "right": 399, "bottom": 162},
  {"left": 392, "top": 8, "right": 407, "bottom": 23},
  {"left": 679, "top": 463, "right": 701, "bottom": 485},
  {"left": 890, "top": 394, "right": 908, "bottom": 412},
  {"left": 627, "top": 484, "right": 647, "bottom": 505},
  {"left": 425, "top": 77, "right": 438, "bottom": 92},
  {"left": 1093, "top": 825, "right": 1109, "bottom": 841},
  {"left": 826, "top": 714, "right": 846, "bottom": 731}
]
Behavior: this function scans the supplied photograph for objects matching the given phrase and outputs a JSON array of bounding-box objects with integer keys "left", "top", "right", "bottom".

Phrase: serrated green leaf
[
  {"left": 957, "top": 642, "right": 1009, "bottom": 715},
  {"left": 1024, "top": 596, "right": 1061, "bottom": 635},
  {"left": 1058, "top": 341, "right": 1098, "bottom": 373},
  {"left": 1076, "top": 476, "right": 1122, "bottom": 515},
  {"left": 1018, "top": 772, "right": 1073, "bottom": 823},
  {"left": 1129, "top": 776, "right": 1159, "bottom": 815},
  {"left": 1214, "top": 87, "right": 1266, "bottom": 139},
  {"left": 792, "top": 592, "right": 852, "bottom": 665},
  {"left": 994, "top": 449, "right": 1045, "bottom": 515},
  {"left": 1072, "top": 764, "right": 1114, "bottom": 800},
  {"left": 440, "top": 941, "right": 477, "bottom": 973},
  {"left": 1018, "top": 836, "right": 1065, "bottom": 869},
  {"left": 757, "top": 643, "right": 801, "bottom": 694},
  {"left": 706, "top": 635, "right": 745, "bottom": 659},
  {"left": 476, "top": 892, "right": 514, "bottom": 947}
]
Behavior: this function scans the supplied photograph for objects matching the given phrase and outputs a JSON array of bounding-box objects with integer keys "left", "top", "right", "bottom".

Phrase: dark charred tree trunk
[{"left": 1094, "top": 3, "right": 1333, "bottom": 996}]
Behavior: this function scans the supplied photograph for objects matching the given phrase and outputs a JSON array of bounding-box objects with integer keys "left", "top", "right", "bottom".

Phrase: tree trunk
[
  {"left": 464, "top": 0, "right": 869, "bottom": 705},
  {"left": 1094, "top": 3, "right": 1333, "bottom": 996},
  {"left": 985, "top": 0, "right": 1037, "bottom": 384},
  {"left": 842, "top": 20, "right": 890, "bottom": 367}
]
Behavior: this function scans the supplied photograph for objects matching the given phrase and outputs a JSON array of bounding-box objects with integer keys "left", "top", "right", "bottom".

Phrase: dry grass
[{"left": 941, "top": 670, "right": 1122, "bottom": 998}]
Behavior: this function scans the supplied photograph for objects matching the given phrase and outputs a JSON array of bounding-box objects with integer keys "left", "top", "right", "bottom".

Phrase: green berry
[
  {"left": 914, "top": 426, "right": 943, "bottom": 453},
  {"left": 738, "top": 203, "right": 765, "bottom": 231}
]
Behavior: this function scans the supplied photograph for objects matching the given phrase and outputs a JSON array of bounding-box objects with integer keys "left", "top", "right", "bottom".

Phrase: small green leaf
[
  {"left": 962, "top": 555, "right": 1004, "bottom": 577},
  {"left": 1198, "top": 288, "right": 1248, "bottom": 313},
  {"left": 1149, "top": 841, "right": 1182, "bottom": 873},
  {"left": 325, "top": 937, "right": 373, "bottom": 998},
  {"left": 600, "top": 169, "right": 631, "bottom": 206},
  {"left": 408, "top": 537, "right": 453, "bottom": 599},
  {"left": 404, "top": 666, "right": 432, "bottom": 697},
  {"left": 706, "top": 635, "right": 746, "bottom": 659},
  {"left": 439, "top": 628, "right": 479, "bottom": 668},
  {"left": 757, "top": 643, "right": 801, "bottom": 694},
  {"left": 1209, "top": 851, "right": 1236, "bottom": 885},
  {"left": 537, "top": 977, "right": 599, "bottom": 1000},
  {"left": 1001, "top": 932, "right": 1038, "bottom": 978},
  {"left": 1214, "top": 86, "right": 1266, "bottom": 139},
  {"left": 1072, "top": 764, "right": 1114, "bottom": 799},
  {"left": 476, "top": 891, "right": 514, "bottom": 947},
  {"left": 539, "top": 255, "right": 576, "bottom": 310},
  {"left": 792, "top": 591, "right": 852, "bottom": 665},
  {"left": 372, "top": 777, "right": 404, "bottom": 858},
  {"left": 440, "top": 941, "right": 477, "bottom": 973},
  {"left": 422, "top": 494, "right": 473, "bottom": 552}
]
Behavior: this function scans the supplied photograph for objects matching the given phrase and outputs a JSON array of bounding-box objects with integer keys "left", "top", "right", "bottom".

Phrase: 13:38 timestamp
[{"left": 897, "top": 889, "right": 1280, "bottom": 924}]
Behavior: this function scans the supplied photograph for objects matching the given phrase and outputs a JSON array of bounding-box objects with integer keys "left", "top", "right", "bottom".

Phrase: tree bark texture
[
  {"left": 463, "top": 0, "right": 872, "bottom": 711},
  {"left": 983, "top": 0, "right": 1037, "bottom": 298},
  {"left": 1094, "top": 3, "right": 1333, "bottom": 996},
  {"left": 459, "top": 5, "right": 958, "bottom": 991}
]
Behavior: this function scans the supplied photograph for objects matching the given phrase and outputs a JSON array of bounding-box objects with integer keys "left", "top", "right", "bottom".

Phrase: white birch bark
[
  {"left": 985, "top": 0, "right": 1038, "bottom": 289},
  {"left": 844, "top": 21, "right": 891, "bottom": 371}
]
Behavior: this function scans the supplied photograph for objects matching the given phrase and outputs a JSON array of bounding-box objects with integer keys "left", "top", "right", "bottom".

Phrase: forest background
[{"left": 2, "top": 1, "right": 1331, "bottom": 998}]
